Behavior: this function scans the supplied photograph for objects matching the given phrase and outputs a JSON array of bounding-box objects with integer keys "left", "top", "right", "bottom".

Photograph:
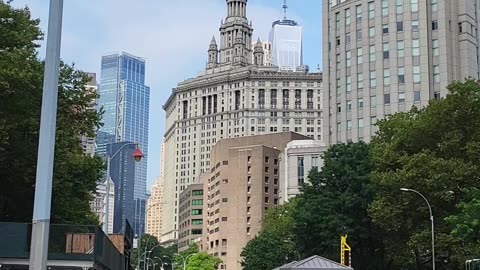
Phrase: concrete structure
[
  {"left": 284, "top": 140, "right": 328, "bottom": 201},
  {"left": 201, "top": 132, "right": 310, "bottom": 270},
  {"left": 96, "top": 52, "right": 150, "bottom": 236},
  {"left": 178, "top": 183, "right": 204, "bottom": 252},
  {"left": 90, "top": 179, "right": 115, "bottom": 234},
  {"left": 80, "top": 73, "right": 97, "bottom": 157},
  {"left": 323, "top": 0, "right": 480, "bottom": 144},
  {"left": 146, "top": 178, "right": 164, "bottom": 239},
  {"left": 270, "top": 1, "right": 303, "bottom": 71},
  {"left": 251, "top": 41, "right": 273, "bottom": 66},
  {"left": 161, "top": 0, "right": 323, "bottom": 244}
]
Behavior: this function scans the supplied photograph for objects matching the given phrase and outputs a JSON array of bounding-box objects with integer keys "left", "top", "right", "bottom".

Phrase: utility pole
[{"left": 29, "top": 1, "right": 63, "bottom": 270}]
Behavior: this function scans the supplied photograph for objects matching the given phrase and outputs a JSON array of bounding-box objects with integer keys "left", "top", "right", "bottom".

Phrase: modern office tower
[
  {"left": 201, "top": 132, "right": 310, "bottom": 270},
  {"left": 251, "top": 40, "right": 273, "bottom": 66},
  {"left": 178, "top": 183, "right": 204, "bottom": 252},
  {"left": 96, "top": 52, "right": 150, "bottom": 235},
  {"left": 90, "top": 178, "right": 115, "bottom": 234},
  {"left": 322, "top": 0, "right": 480, "bottom": 144},
  {"left": 80, "top": 73, "right": 97, "bottom": 157},
  {"left": 270, "top": 0, "right": 303, "bottom": 70},
  {"left": 146, "top": 177, "right": 164, "bottom": 240},
  {"left": 161, "top": 0, "right": 323, "bottom": 244},
  {"left": 284, "top": 140, "right": 328, "bottom": 201}
]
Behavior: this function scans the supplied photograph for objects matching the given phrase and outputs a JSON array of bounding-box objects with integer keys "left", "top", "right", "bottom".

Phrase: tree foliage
[
  {"left": 131, "top": 235, "right": 177, "bottom": 270},
  {"left": 292, "top": 142, "right": 385, "bottom": 270},
  {"left": 0, "top": 1, "right": 104, "bottom": 225},
  {"left": 369, "top": 79, "right": 480, "bottom": 269},
  {"left": 185, "top": 253, "right": 222, "bottom": 270},
  {"left": 241, "top": 202, "right": 298, "bottom": 270}
]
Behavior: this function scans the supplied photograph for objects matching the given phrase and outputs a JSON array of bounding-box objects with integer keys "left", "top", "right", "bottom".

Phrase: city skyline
[{"left": 11, "top": 0, "right": 322, "bottom": 189}]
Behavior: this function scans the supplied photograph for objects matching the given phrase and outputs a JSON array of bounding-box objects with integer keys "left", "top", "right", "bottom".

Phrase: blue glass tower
[{"left": 96, "top": 52, "right": 150, "bottom": 236}]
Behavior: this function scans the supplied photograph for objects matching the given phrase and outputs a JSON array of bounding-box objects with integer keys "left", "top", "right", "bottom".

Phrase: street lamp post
[
  {"left": 29, "top": 1, "right": 63, "bottom": 270},
  {"left": 175, "top": 253, "right": 197, "bottom": 270},
  {"left": 103, "top": 142, "right": 144, "bottom": 233},
  {"left": 163, "top": 255, "right": 174, "bottom": 269},
  {"left": 154, "top": 257, "right": 164, "bottom": 270},
  {"left": 401, "top": 188, "right": 435, "bottom": 270}
]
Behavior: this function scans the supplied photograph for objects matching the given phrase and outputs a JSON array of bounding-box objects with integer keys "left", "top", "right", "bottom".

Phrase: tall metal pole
[
  {"left": 103, "top": 156, "right": 111, "bottom": 233},
  {"left": 29, "top": 1, "right": 63, "bottom": 270},
  {"left": 401, "top": 188, "right": 435, "bottom": 270}
]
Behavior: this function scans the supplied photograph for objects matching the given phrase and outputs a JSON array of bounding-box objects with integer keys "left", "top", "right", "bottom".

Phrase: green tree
[
  {"left": 241, "top": 202, "right": 298, "bottom": 270},
  {"left": 369, "top": 79, "right": 480, "bottom": 269},
  {"left": 0, "top": 1, "right": 104, "bottom": 225},
  {"left": 292, "top": 142, "right": 386, "bottom": 270},
  {"left": 131, "top": 235, "right": 177, "bottom": 270},
  {"left": 185, "top": 253, "right": 222, "bottom": 270}
]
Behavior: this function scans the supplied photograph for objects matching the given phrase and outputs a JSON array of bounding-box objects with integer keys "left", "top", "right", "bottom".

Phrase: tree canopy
[{"left": 0, "top": 0, "right": 104, "bottom": 225}]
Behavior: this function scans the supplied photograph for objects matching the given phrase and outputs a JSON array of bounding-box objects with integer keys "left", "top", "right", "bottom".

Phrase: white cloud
[{"left": 11, "top": 0, "right": 284, "bottom": 187}]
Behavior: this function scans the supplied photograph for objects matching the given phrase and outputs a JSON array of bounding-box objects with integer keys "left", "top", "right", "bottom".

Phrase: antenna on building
[{"left": 283, "top": 0, "right": 288, "bottom": 20}]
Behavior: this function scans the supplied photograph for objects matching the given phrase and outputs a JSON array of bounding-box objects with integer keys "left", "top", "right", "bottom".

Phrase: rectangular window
[
  {"left": 297, "top": 157, "right": 304, "bottom": 185},
  {"left": 356, "top": 29, "right": 363, "bottom": 41},
  {"left": 398, "top": 67, "right": 405, "bottom": 84},
  {"left": 382, "top": 0, "right": 389, "bottom": 16},
  {"left": 412, "top": 20, "right": 419, "bottom": 31},
  {"left": 370, "top": 71, "right": 377, "bottom": 87},
  {"left": 412, "top": 39, "right": 420, "bottom": 56},
  {"left": 433, "top": 65, "right": 440, "bottom": 82},
  {"left": 397, "top": 21, "right": 404, "bottom": 32},
  {"left": 337, "top": 103, "right": 342, "bottom": 113},
  {"left": 368, "top": 1, "right": 375, "bottom": 19},
  {"left": 414, "top": 91, "right": 421, "bottom": 102},
  {"left": 357, "top": 47, "right": 363, "bottom": 64},
  {"left": 336, "top": 53, "right": 341, "bottom": 70},
  {"left": 347, "top": 100, "right": 352, "bottom": 111},
  {"left": 335, "top": 12, "right": 340, "bottom": 28},
  {"left": 396, "top": 0, "right": 404, "bottom": 14},
  {"left": 399, "top": 92, "right": 406, "bottom": 103},
  {"left": 192, "top": 199, "right": 203, "bottom": 206},
  {"left": 346, "top": 75, "right": 352, "bottom": 92},
  {"left": 356, "top": 5, "right": 362, "bottom": 21},
  {"left": 432, "top": 0, "right": 438, "bottom": 12},
  {"left": 358, "top": 73, "right": 364, "bottom": 89},
  {"left": 384, "top": 69, "right": 390, "bottom": 85},
  {"left": 369, "top": 26, "right": 376, "bottom": 37},
  {"left": 382, "top": 24, "right": 389, "bottom": 34},
  {"left": 413, "top": 66, "right": 421, "bottom": 83},
  {"left": 192, "top": 190, "right": 204, "bottom": 196},
  {"left": 384, "top": 93, "right": 391, "bottom": 104},
  {"left": 358, "top": 98, "right": 364, "bottom": 108},
  {"left": 371, "top": 116, "right": 377, "bottom": 125},
  {"left": 370, "top": 96, "right": 377, "bottom": 107},
  {"left": 346, "top": 32, "right": 351, "bottom": 44},
  {"left": 369, "top": 45, "right": 376, "bottom": 61},
  {"left": 411, "top": 0, "right": 418, "bottom": 12},
  {"left": 397, "top": 40, "right": 405, "bottom": 58},
  {"left": 383, "top": 42, "right": 390, "bottom": 59},
  {"left": 432, "top": 39, "right": 439, "bottom": 56},
  {"left": 432, "top": 20, "right": 438, "bottom": 30},
  {"left": 192, "top": 209, "right": 203, "bottom": 215},
  {"left": 192, "top": 219, "right": 203, "bottom": 225},
  {"left": 347, "top": 120, "right": 352, "bottom": 130},
  {"left": 345, "top": 8, "right": 351, "bottom": 26},
  {"left": 312, "top": 156, "right": 319, "bottom": 171},
  {"left": 346, "top": 50, "right": 352, "bottom": 67},
  {"left": 358, "top": 118, "right": 364, "bottom": 128},
  {"left": 336, "top": 78, "right": 341, "bottom": 95}
]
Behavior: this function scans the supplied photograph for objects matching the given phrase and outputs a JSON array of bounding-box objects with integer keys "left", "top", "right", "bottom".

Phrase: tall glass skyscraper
[
  {"left": 96, "top": 52, "right": 150, "bottom": 236},
  {"left": 269, "top": 10, "right": 303, "bottom": 71}
]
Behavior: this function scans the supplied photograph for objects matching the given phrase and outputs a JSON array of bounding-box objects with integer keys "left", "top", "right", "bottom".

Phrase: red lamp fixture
[{"left": 132, "top": 148, "right": 144, "bottom": 162}]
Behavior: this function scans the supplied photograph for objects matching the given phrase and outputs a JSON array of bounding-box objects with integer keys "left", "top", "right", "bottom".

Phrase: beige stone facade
[
  {"left": 160, "top": 0, "right": 323, "bottom": 244},
  {"left": 323, "top": 0, "right": 480, "bottom": 144},
  {"left": 146, "top": 178, "right": 164, "bottom": 240},
  {"left": 178, "top": 183, "right": 205, "bottom": 252},
  {"left": 201, "top": 132, "right": 309, "bottom": 270}
]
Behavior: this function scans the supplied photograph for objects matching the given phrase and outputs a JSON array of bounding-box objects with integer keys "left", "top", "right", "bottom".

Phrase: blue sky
[{"left": 12, "top": 0, "right": 322, "bottom": 189}]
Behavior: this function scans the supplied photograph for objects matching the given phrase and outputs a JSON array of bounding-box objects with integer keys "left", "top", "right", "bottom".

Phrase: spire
[
  {"left": 283, "top": 0, "right": 288, "bottom": 20},
  {"left": 256, "top": 37, "right": 262, "bottom": 47},
  {"left": 210, "top": 35, "right": 217, "bottom": 46}
]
